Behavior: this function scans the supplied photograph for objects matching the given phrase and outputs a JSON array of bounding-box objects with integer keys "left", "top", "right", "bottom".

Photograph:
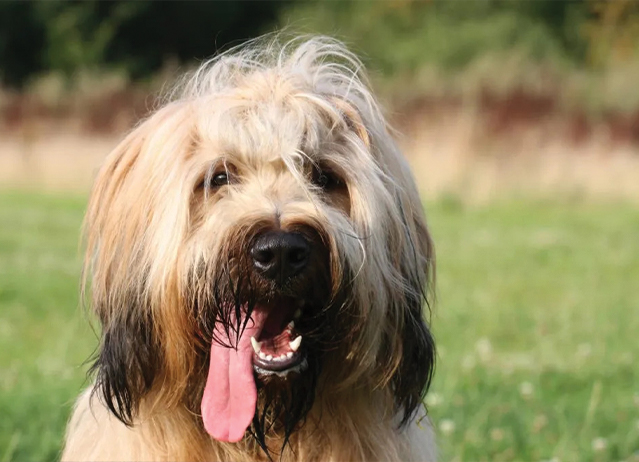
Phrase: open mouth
[
  {"left": 250, "top": 297, "right": 307, "bottom": 375},
  {"left": 201, "top": 295, "right": 315, "bottom": 442}
]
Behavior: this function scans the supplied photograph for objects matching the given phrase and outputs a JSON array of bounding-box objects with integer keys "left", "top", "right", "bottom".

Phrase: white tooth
[
  {"left": 293, "top": 309, "right": 302, "bottom": 319},
  {"left": 279, "top": 354, "right": 287, "bottom": 361},
  {"left": 289, "top": 336, "right": 302, "bottom": 352},
  {"left": 286, "top": 351, "right": 293, "bottom": 358},
  {"left": 250, "top": 336, "right": 261, "bottom": 354},
  {"left": 287, "top": 321, "right": 295, "bottom": 330},
  {"left": 266, "top": 354, "right": 273, "bottom": 361},
  {"left": 258, "top": 351, "right": 267, "bottom": 360}
]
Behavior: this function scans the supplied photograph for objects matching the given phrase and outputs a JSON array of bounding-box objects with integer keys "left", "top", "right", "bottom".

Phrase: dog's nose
[{"left": 251, "top": 231, "right": 310, "bottom": 281}]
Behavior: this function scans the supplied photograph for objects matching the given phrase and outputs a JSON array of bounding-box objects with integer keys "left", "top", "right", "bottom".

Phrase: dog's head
[{"left": 85, "top": 36, "right": 435, "bottom": 451}]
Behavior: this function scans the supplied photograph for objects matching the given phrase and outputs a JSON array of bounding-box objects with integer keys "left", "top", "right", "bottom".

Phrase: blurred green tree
[
  {"left": 283, "top": 0, "right": 588, "bottom": 77},
  {"left": 0, "top": 1, "right": 46, "bottom": 87},
  {"left": 0, "top": 0, "right": 287, "bottom": 88},
  {"left": 3, "top": 0, "right": 639, "bottom": 90}
]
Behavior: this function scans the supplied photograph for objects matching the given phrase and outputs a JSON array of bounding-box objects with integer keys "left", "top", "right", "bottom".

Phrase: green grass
[
  {"left": 0, "top": 192, "right": 93, "bottom": 462},
  {"left": 1, "top": 191, "right": 638, "bottom": 461},
  {"left": 428, "top": 198, "right": 639, "bottom": 462}
]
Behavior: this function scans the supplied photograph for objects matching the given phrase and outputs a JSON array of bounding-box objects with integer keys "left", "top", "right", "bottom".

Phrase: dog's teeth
[
  {"left": 279, "top": 354, "right": 287, "bottom": 361},
  {"left": 266, "top": 354, "right": 273, "bottom": 361},
  {"left": 287, "top": 321, "right": 295, "bottom": 330},
  {"left": 286, "top": 351, "right": 294, "bottom": 358},
  {"left": 293, "top": 309, "right": 302, "bottom": 320},
  {"left": 289, "top": 336, "right": 302, "bottom": 352},
  {"left": 258, "top": 351, "right": 267, "bottom": 360},
  {"left": 250, "top": 336, "right": 261, "bottom": 354}
]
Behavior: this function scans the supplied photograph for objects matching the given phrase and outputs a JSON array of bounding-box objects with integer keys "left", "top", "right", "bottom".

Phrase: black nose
[{"left": 250, "top": 231, "right": 310, "bottom": 282}]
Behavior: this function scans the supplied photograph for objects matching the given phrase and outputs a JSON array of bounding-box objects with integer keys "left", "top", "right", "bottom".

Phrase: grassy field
[{"left": 0, "top": 191, "right": 638, "bottom": 462}]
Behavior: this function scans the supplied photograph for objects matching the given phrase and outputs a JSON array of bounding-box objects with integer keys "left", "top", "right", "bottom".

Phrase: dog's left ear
[
  {"left": 332, "top": 92, "right": 435, "bottom": 425},
  {"left": 391, "top": 201, "right": 436, "bottom": 427}
]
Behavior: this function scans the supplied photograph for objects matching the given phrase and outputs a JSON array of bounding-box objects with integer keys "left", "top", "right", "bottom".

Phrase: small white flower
[
  {"left": 462, "top": 354, "right": 476, "bottom": 371},
  {"left": 425, "top": 392, "right": 442, "bottom": 408},
  {"left": 576, "top": 343, "right": 592, "bottom": 359},
  {"left": 592, "top": 437, "right": 607, "bottom": 452},
  {"left": 439, "top": 419, "right": 455, "bottom": 435},
  {"left": 490, "top": 427, "right": 504, "bottom": 441},
  {"left": 519, "top": 381, "right": 534, "bottom": 399},
  {"left": 475, "top": 337, "right": 493, "bottom": 361}
]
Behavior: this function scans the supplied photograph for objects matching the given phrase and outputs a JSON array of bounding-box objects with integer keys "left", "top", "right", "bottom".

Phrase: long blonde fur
[{"left": 62, "top": 35, "right": 436, "bottom": 462}]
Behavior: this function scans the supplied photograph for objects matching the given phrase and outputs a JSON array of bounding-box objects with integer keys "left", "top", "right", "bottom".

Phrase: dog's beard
[
  {"left": 188, "top": 237, "right": 344, "bottom": 455},
  {"left": 250, "top": 325, "right": 323, "bottom": 454}
]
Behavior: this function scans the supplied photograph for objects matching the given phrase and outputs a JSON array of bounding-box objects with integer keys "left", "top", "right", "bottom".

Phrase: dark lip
[{"left": 253, "top": 350, "right": 305, "bottom": 372}]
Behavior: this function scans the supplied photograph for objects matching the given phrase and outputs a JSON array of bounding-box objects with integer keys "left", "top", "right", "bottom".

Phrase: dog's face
[{"left": 85, "top": 38, "right": 435, "bottom": 451}]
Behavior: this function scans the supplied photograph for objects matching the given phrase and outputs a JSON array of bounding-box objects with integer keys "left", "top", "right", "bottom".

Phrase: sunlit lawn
[
  {"left": 0, "top": 191, "right": 638, "bottom": 461},
  {"left": 429, "top": 198, "right": 639, "bottom": 462}
]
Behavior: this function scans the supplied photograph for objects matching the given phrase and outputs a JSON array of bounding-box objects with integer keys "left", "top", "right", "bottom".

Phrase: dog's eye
[
  {"left": 312, "top": 166, "right": 343, "bottom": 191},
  {"left": 211, "top": 172, "right": 230, "bottom": 187},
  {"left": 198, "top": 169, "right": 234, "bottom": 190}
]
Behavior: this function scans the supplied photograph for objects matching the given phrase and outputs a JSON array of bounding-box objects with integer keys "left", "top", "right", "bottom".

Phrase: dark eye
[
  {"left": 197, "top": 167, "right": 234, "bottom": 191},
  {"left": 312, "top": 165, "right": 343, "bottom": 191},
  {"left": 211, "top": 171, "right": 229, "bottom": 187}
]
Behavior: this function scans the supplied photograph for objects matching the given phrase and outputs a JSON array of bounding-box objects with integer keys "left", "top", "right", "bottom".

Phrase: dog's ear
[
  {"left": 329, "top": 94, "right": 436, "bottom": 423},
  {"left": 83, "top": 103, "right": 194, "bottom": 424},
  {"left": 84, "top": 111, "right": 165, "bottom": 426},
  {"left": 392, "top": 245, "right": 436, "bottom": 428},
  {"left": 90, "top": 298, "right": 160, "bottom": 426},
  {"left": 386, "top": 192, "right": 436, "bottom": 427}
]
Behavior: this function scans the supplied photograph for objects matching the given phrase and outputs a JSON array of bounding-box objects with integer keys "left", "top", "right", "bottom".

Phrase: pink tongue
[{"left": 201, "top": 311, "right": 264, "bottom": 442}]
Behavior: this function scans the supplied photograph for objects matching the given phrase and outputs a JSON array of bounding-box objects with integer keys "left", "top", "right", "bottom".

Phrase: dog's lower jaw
[
  {"left": 61, "top": 386, "right": 435, "bottom": 462},
  {"left": 253, "top": 357, "right": 308, "bottom": 377}
]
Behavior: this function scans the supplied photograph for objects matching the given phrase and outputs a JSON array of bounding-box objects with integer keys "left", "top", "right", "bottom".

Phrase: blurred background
[{"left": 1, "top": 1, "right": 638, "bottom": 461}]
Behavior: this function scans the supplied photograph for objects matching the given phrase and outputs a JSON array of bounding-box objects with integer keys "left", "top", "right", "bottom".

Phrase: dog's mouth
[
  {"left": 251, "top": 298, "right": 307, "bottom": 375},
  {"left": 201, "top": 296, "right": 316, "bottom": 442}
]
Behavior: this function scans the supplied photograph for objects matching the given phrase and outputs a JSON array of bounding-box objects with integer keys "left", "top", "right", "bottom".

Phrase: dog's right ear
[
  {"left": 83, "top": 102, "right": 193, "bottom": 424},
  {"left": 90, "top": 298, "right": 160, "bottom": 426},
  {"left": 84, "top": 110, "right": 165, "bottom": 426}
]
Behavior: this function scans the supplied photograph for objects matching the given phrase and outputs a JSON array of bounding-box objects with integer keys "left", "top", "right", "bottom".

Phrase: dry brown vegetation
[
  {"left": 398, "top": 96, "right": 639, "bottom": 202},
  {"left": 1, "top": 83, "right": 639, "bottom": 202}
]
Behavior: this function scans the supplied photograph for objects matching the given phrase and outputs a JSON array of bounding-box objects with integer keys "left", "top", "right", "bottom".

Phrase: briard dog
[{"left": 62, "top": 36, "right": 436, "bottom": 461}]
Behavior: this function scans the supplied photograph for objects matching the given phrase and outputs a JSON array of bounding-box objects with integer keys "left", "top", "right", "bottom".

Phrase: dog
[{"left": 61, "top": 35, "right": 436, "bottom": 462}]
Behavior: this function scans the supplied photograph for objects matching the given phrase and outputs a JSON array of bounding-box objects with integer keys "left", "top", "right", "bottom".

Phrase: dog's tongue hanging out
[{"left": 201, "top": 309, "right": 266, "bottom": 442}]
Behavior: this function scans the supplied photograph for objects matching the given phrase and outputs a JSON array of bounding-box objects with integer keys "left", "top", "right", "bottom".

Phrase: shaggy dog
[{"left": 61, "top": 36, "right": 436, "bottom": 462}]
